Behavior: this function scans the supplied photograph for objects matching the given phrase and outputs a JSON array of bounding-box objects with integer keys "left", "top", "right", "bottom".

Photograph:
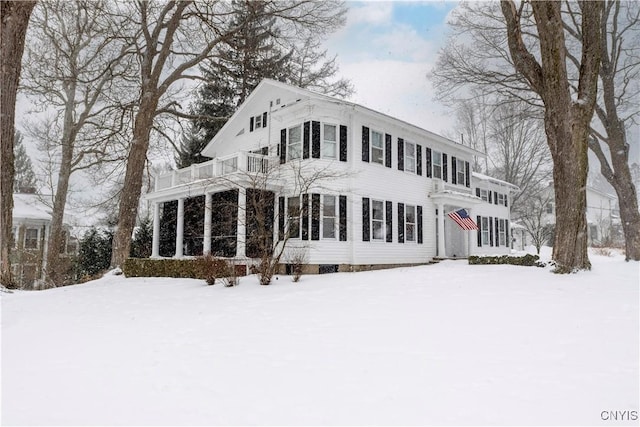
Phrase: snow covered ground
[{"left": 2, "top": 248, "right": 638, "bottom": 426}]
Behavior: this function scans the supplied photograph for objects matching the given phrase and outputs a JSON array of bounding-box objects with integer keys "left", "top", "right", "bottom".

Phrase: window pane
[
  {"left": 372, "top": 200, "right": 384, "bottom": 220},
  {"left": 288, "top": 197, "right": 300, "bottom": 238},
  {"left": 406, "top": 142, "right": 415, "bottom": 157},
  {"left": 324, "top": 124, "right": 336, "bottom": 142},
  {"left": 406, "top": 158, "right": 415, "bottom": 173},
  {"left": 372, "top": 147, "right": 384, "bottom": 164},
  {"left": 373, "top": 221, "right": 384, "bottom": 240},
  {"left": 372, "top": 131, "right": 383, "bottom": 148},
  {"left": 406, "top": 224, "right": 415, "bottom": 242},
  {"left": 25, "top": 228, "right": 38, "bottom": 249},
  {"left": 323, "top": 218, "right": 335, "bottom": 238},
  {"left": 406, "top": 206, "right": 415, "bottom": 223},
  {"left": 322, "top": 141, "right": 336, "bottom": 159},
  {"left": 323, "top": 196, "right": 335, "bottom": 217},
  {"left": 289, "top": 126, "right": 301, "bottom": 143}
]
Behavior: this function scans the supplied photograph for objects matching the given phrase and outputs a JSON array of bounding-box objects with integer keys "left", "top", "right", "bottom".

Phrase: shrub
[
  {"left": 122, "top": 257, "right": 242, "bottom": 284},
  {"left": 468, "top": 254, "right": 545, "bottom": 267},
  {"left": 77, "top": 227, "right": 113, "bottom": 277}
]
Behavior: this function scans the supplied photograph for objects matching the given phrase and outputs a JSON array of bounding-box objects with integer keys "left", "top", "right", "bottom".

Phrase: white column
[
  {"left": 203, "top": 193, "right": 212, "bottom": 255},
  {"left": 175, "top": 198, "right": 184, "bottom": 258},
  {"left": 236, "top": 188, "right": 246, "bottom": 258},
  {"left": 152, "top": 202, "right": 160, "bottom": 258},
  {"left": 437, "top": 203, "right": 446, "bottom": 258}
]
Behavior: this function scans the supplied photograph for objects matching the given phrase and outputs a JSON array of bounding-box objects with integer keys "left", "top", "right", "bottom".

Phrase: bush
[
  {"left": 122, "top": 257, "right": 242, "bottom": 284},
  {"left": 468, "top": 254, "right": 545, "bottom": 267},
  {"left": 77, "top": 227, "right": 113, "bottom": 278}
]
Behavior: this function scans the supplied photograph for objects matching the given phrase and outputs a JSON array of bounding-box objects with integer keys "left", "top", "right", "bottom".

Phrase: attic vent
[
  {"left": 236, "top": 128, "right": 245, "bottom": 136},
  {"left": 276, "top": 98, "right": 281, "bottom": 105}
]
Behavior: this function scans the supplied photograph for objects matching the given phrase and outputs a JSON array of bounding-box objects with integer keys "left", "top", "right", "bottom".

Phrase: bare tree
[
  {"left": 110, "top": 0, "right": 347, "bottom": 268},
  {"left": 1, "top": 1, "right": 36, "bottom": 288},
  {"left": 501, "top": 0, "right": 603, "bottom": 273},
  {"left": 519, "top": 190, "right": 555, "bottom": 255},
  {"left": 21, "top": 0, "right": 134, "bottom": 285},
  {"left": 564, "top": 1, "right": 640, "bottom": 260}
]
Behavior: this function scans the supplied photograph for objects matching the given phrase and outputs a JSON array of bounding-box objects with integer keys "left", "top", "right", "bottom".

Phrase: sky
[{"left": 324, "top": 1, "right": 458, "bottom": 136}]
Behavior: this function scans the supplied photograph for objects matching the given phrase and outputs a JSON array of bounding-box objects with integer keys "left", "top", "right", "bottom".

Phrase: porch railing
[{"left": 154, "top": 151, "right": 273, "bottom": 191}]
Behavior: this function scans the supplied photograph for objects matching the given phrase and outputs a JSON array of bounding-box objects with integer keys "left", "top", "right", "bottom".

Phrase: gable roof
[
  {"left": 13, "top": 194, "right": 52, "bottom": 221},
  {"left": 201, "top": 79, "right": 486, "bottom": 158}
]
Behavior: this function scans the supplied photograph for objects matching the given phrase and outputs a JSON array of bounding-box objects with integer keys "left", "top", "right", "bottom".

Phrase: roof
[
  {"left": 202, "top": 79, "right": 486, "bottom": 159},
  {"left": 13, "top": 194, "right": 52, "bottom": 221},
  {"left": 472, "top": 172, "right": 520, "bottom": 192}
]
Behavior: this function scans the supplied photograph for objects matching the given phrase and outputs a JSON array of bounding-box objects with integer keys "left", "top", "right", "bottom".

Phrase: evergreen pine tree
[
  {"left": 77, "top": 227, "right": 113, "bottom": 277},
  {"left": 130, "top": 217, "right": 153, "bottom": 258},
  {"left": 13, "top": 131, "right": 37, "bottom": 193}
]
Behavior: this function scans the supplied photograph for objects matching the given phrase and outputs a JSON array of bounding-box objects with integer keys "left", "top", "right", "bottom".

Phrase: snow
[
  {"left": 12, "top": 193, "right": 51, "bottom": 221},
  {"left": 2, "top": 249, "right": 638, "bottom": 425}
]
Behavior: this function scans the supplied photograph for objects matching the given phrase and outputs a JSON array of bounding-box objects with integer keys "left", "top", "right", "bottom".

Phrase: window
[
  {"left": 288, "top": 125, "right": 302, "bottom": 160},
  {"left": 456, "top": 158, "right": 465, "bottom": 185},
  {"left": 322, "top": 124, "right": 337, "bottom": 159},
  {"left": 433, "top": 151, "right": 442, "bottom": 179},
  {"left": 497, "top": 193, "right": 505, "bottom": 206},
  {"left": 480, "top": 189, "right": 489, "bottom": 202},
  {"left": 371, "top": 130, "right": 384, "bottom": 165},
  {"left": 372, "top": 200, "right": 385, "bottom": 240},
  {"left": 11, "top": 227, "right": 17, "bottom": 249},
  {"left": 322, "top": 195, "right": 336, "bottom": 239},
  {"left": 255, "top": 114, "right": 262, "bottom": 129},
  {"left": 546, "top": 203, "right": 554, "bottom": 214},
  {"left": 24, "top": 227, "right": 39, "bottom": 249},
  {"left": 405, "top": 205, "right": 416, "bottom": 242},
  {"left": 499, "top": 219, "right": 506, "bottom": 246},
  {"left": 405, "top": 141, "right": 416, "bottom": 173},
  {"left": 287, "top": 197, "right": 300, "bottom": 238},
  {"left": 481, "top": 217, "right": 489, "bottom": 246}
]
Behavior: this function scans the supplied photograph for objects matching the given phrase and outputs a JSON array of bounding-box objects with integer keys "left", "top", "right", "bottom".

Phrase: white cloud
[{"left": 347, "top": 2, "right": 394, "bottom": 26}]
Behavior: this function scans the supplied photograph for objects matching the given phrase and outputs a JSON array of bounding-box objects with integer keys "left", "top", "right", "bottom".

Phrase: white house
[
  {"left": 145, "top": 79, "right": 518, "bottom": 273},
  {"left": 11, "top": 193, "right": 77, "bottom": 287}
]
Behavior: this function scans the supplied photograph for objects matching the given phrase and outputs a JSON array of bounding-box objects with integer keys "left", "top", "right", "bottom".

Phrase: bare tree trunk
[
  {"left": 1, "top": 1, "right": 36, "bottom": 288},
  {"left": 501, "top": 0, "right": 601, "bottom": 273},
  {"left": 111, "top": 100, "right": 157, "bottom": 268}
]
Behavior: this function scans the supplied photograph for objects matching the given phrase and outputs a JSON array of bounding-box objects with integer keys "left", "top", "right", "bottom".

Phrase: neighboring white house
[
  {"left": 11, "top": 193, "right": 77, "bottom": 287},
  {"left": 511, "top": 183, "right": 620, "bottom": 250},
  {"left": 145, "top": 79, "right": 519, "bottom": 272}
]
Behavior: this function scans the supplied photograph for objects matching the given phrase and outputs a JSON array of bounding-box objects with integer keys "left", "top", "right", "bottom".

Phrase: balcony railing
[{"left": 154, "top": 152, "right": 273, "bottom": 192}]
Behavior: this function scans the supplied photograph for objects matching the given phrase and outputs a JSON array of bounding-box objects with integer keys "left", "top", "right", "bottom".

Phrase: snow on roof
[
  {"left": 472, "top": 172, "right": 520, "bottom": 192},
  {"left": 12, "top": 194, "right": 52, "bottom": 222}
]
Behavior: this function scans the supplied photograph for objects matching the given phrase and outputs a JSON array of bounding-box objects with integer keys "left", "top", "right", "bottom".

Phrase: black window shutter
[
  {"left": 417, "top": 144, "right": 422, "bottom": 176},
  {"left": 339, "top": 125, "right": 348, "bottom": 162},
  {"left": 362, "top": 197, "right": 370, "bottom": 242},
  {"left": 278, "top": 197, "right": 285, "bottom": 240},
  {"left": 477, "top": 216, "right": 482, "bottom": 247},
  {"left": 303, "top": 121, "right": 310, "bottom": 159},
  {"left": 443, "top": 154, "right": 448, "bottom": 182},
  {"left": 279, "top": 129, "right": 286, "bottom": 164},
  {"left": 312, "top": 121, "right": 321, "bottom": 159},
  {"left": 465, "top": 161, "right": 470, "bottom": 188},
  {"left": 397, "top": 203, "right": 405, "bottom": 243},
  {"left": 488, "top": 190, "right": 493, "bottom": 203},
  {"left": 311, "top": 193, "right": 320, "bottom": 240},
  {"left": 505, "top": 195, "right": 508, "bottom": 207},
  {"left": 339, "top": 195, "right": 347, "bottom": 241},
  {"left": 398, "top": 138, "right": 404, "bottom": 171},
  {"left": 451, "top": 156, "right": 457, "bottom": 184},
  {"left": 476, "top": 188, "right": 481, "bottom": 197},
  {"left": 426, "top": 148, "right": 432, "bottom": 178},
  {"left": 262, "top": 112, "right": 267, "bottom": 127},
  {"left": 495, "top": 218, "right": 500, "bottom": 245},
  {"left": 506, "top": 220, "right": 510, "bottom": 246},
  {"left": 494, "top": 191, "right": 498, "bottom": 205},
  {"left": 385, "top": 201, "right": 393, "bottom": 242},
  {"left": 250, "top": 117, "right": 254, "bottom": 132},
  {"left": 302, "top": 194, "right": 309, "bottom": 240},
  {"left": 362, "top": 126, "right": 370, "bottom": 162},
  {"left": 385, "top": 133, "right": 392, "bottom": 168},
  {"left": 417, "top": 205, "right": 423, "bottom": 244},
  {"left": 489, "top": 216, "right": 494, "bottom": 246}
]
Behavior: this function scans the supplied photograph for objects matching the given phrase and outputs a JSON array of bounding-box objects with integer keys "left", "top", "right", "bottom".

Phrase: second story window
[
  {"left": 480, "top": 189, "right": 489, "bottom": 202},
  {"left": 456, "top": 158, "right": 466, "bottom": 185},
  {"left": 433, "top": 151, "right": 443, "bottom": 179},
  {"left": 323, "top": 124, "right": 337, "bottom": 159},
  {"left": 497, "top": 193, "right": 505, "bottom": 206},
  {"left": 405, "top": 141, "right": 416, "bottom": 173},
  {"left": 288, "top": 125, "right": 302, "bottom": 161},
  {"left": 371, "top": 130, "right": 384, "bottom": 165},
  {"left": 24, "top": 227, "right": 39, "bottom": 250},
  {"left": 546, "top": 203, "right": 554, "bottom": 214}
]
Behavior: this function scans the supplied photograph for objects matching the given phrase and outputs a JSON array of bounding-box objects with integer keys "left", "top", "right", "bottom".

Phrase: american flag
[{"left": 447, "top": 208, "right": 478, "bottom": 230}]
